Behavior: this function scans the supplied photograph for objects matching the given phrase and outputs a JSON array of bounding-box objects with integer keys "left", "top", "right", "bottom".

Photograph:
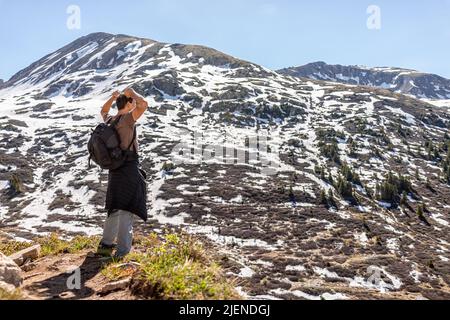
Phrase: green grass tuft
[
  {"left": 0, "top": 240, "right": 33, "bottom": 256},
  {"left": 0, "top": 233, "right": 100, "bottom": 257},
  {"left": 103, "top": 233, "right": 239, "bottom": 300},
  {"left": 37, "top": 234, "right": 100, "bottom": 256}
]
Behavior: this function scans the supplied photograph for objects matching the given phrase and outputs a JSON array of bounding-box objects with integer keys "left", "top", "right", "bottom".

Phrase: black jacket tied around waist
[{"left": 105, "top": 157, "right": 148, "bottom": 222}]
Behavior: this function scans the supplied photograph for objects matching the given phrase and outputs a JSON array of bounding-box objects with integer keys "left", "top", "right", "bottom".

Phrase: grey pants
[{"left": 101, "top": 209, "right": 134, "bottom": 257}]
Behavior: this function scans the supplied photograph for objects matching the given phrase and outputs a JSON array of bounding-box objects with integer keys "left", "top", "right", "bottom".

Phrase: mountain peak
[
  {"left": 2, "top": 32, "right": 265, "bottom": 97},
  {"left": 80, "top": 32, "right": 159, "bottom": 44},
  {"left": 79, "top": 31, "right": 115, "bottom": 41},
  {"left": 307, "top": 61, "right": 328, "bottom": 67},
  {"left": 278, "top": 61, "right": 450, "bottom": 100}
]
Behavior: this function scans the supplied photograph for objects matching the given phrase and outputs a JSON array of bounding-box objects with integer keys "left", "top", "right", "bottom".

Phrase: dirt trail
[{"left": 22, "top": 251, "right": 135, "bottom": 300}]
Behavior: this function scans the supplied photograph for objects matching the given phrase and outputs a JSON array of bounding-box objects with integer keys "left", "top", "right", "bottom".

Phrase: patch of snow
[
  {"left": 354, "top": 232, "right": 369, "bottom": 247},
  {"left": 285, "top": 265, "right": 306, "bottom": 272},
  {"left": 270, "top": 288, "right": 348, "bottom": 300},
  {"left": 238, "top": 266, "right": 255, "bottom": 278},
  {"left": 0, "top": 180, "right": 9, "bottom": 190}
]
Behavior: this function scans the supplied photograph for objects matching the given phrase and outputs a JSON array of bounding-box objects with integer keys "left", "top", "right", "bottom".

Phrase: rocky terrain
[
  {"left": 0, "top": 32, "right": 450, "bottom": 300},
  {"left": 279, "top": 61, "right": 450, "bottom": 100}
]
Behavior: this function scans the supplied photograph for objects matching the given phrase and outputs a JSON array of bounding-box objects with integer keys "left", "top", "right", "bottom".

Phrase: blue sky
[{"left": 1, "top": 0, "right": 450, "bottom": 80}]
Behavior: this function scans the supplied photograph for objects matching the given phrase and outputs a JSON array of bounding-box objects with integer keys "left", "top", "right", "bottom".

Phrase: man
[{"left": 98, "top": 88, "right": 149, "bottom": 258}]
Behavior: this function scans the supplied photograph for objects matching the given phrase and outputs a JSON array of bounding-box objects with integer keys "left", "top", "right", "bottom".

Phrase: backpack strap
[
  {"left": 126, "top": 126, "right": 137, "bottom": 152},
  {"left": 108, "top": 115, "right": 122, "bottom": 127}
]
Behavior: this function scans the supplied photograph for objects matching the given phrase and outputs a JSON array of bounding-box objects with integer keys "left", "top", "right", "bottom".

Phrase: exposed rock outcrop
[{"left": 0, "top": 252, "right": 23, "bottom": 291}]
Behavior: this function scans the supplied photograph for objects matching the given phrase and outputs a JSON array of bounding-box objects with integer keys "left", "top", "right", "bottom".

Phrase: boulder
[
  {"left": 0, "top": 252, "right": 23, "bottom": 288},
  {"left": 0, "top": 281, "right": 16, "bottom": 293},
  {"left": 98, "top": 278, "right": 131, "bottom": 295},
  {"left": 9, "top": 245, "right": 41, "bottom": 266}
]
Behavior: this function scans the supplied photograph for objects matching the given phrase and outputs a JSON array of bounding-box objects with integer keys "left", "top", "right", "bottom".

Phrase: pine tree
[
  {"left": 434, "top": 148, "right": 440, "bottom": 160},
  {"left": 328, "top": 188, "right": 334, "bottom": 201},
  {"left": 375, "top": 183, "right": 380, "bottom": 199},
  {"left": 327, "top": 172, "right": 334, "bottom": 185},
  {"left": 314, "top": 165, "right": 322, "bottom": 175},
  {"left": 320, "top": 167, "right": 326, "bottom": 180},
  {"left": 400, "top": 191, "right": 408, "bottom": 206},
  {"left": 327, "top": 189, "right": 336, "bottom": 208},
  {"left": 443, "top": 151, "right": 450, "bottom": 184},
  {"left": 319, "top": 189, "right": 327, "bottom": 205},
  {"left": 398, "top": 174, "right": 412, "bottom": 193},
  {"left": 340, "top": 163, "right": 361, "bottom": 185},
  {"left": 320, "top": 139, "right": 341, "bottom": 164},
  {"left": 416, "top": 204, "right": 424, "bottom": 218},
  {"left": 336, "top": 175, "right": 353, "bottom": 198},
  {"left": 446, "top": 166, "right": 450, "bottom": 184}
]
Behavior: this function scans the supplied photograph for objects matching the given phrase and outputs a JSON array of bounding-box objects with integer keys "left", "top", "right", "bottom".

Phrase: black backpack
[{"left": 87, "top": 116, "right": 137, "bottom": 170}]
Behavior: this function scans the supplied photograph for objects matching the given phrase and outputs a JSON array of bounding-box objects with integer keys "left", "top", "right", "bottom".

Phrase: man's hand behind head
[
  {"left": 112, "top": 90, "right": 120, "bottom": 99},
  {"left": 123, "top": 88, "right": 135, "bottom": 98}
]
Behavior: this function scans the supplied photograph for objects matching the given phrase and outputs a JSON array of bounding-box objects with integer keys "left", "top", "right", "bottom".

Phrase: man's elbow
[{"left": 139, "top": 100, "right": 149, "bottom": 110}]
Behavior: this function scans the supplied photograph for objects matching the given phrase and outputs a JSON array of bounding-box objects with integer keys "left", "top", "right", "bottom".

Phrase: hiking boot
[{"left": 96, "top": 242, "right": 116, "bottom": 257}]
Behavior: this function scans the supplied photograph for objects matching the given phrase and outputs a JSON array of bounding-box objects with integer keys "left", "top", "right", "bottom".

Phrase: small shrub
[
  {"left": 162, "top": 162, "right": 175, "bottom": 173},
  {"left": 319, "top": 189, "right": 327, "bottom": 205},
  {"left": 9, "top": 174, "right": 24, "bottom": 195},
  {"left": 0, "top": 288, "right": 24, "bottom": 300},
  {"left": 0, "top": 240, "right": 32, "bottom": 256},
  {"left": 416, "top": 204, "right": 424, "bottom": 218}
]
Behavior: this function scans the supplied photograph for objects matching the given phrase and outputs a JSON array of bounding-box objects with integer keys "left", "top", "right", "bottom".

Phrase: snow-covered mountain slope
[
  {"left": 425, "top": 99, "right": 450, "bottom": 108},
  {"left": 1, "top": 33, "right": 450, "bottom": 299},
  {"left": 278, "top": 61, "right": 450, "bottom": 100}
]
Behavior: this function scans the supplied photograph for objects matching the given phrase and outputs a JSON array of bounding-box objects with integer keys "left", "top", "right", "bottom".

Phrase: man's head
[{"left": 116, "top": 94, "right": 134, "bottom": 111}]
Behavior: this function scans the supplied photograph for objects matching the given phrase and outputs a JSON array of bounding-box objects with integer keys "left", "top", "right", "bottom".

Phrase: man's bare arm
[
  {"left": 101, "top": 91, "right": 120, "bottom": 120},
  {"left": 124, "top": 88, "right": 149, "bottom": 121}
]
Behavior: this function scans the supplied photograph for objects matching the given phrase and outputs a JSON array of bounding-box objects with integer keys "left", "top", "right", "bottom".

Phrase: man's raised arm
[
  {"left": 101, "top": 91, "right": 120, "bottom": 121},
  {"left": 124, "top": 88, "right": 149, "bottom": 122}
]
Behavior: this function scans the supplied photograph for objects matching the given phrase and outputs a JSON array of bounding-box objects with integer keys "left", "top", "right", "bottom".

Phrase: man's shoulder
[
  {"left": 123, "top": 112, "right": 136, "bottom": 125},
  {"left": 101, "top": 112, "right": 135, "bottom": 125}
]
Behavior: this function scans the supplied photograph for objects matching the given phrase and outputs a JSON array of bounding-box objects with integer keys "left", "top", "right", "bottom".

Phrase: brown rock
[
  {"left": 98, "top": 278, "right": 131, "bottom": 295},
  {"left": 9, "top": 245, "right": 41, "bottom": 266},
  {"left": 0, "top": 252, "right": 23, "bottom": 288}
]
